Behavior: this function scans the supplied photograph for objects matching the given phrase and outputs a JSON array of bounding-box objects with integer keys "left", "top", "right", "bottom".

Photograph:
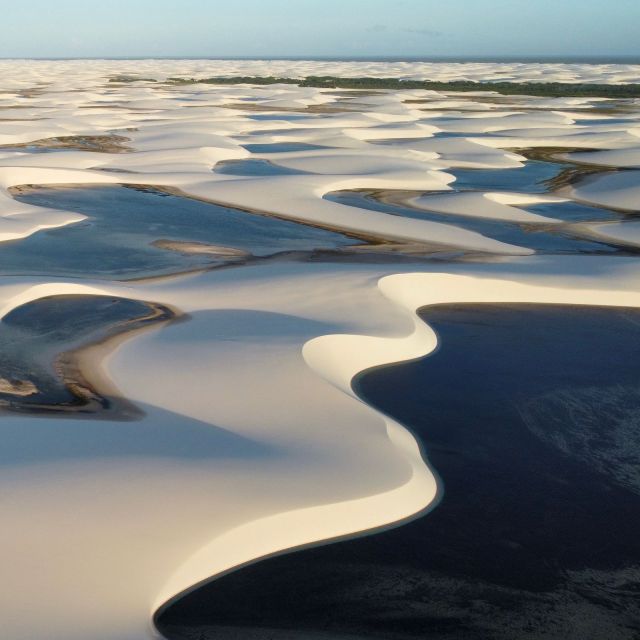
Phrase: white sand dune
[
  {"left": 2, "top": 260, "right": 640, "bottom": 640},
  {"left": 406, "top": 191, "right": 565, "bottom": 223},
  {"left": 571, "top": 170, "right": 640, "bottom": 210},
  {"left": 0, "top": 60, "right": 639, "bottom": 639},
  {"left": 567, "top": 147, "right": 640, "bottom": 167},
  {"left": 582, "top": 220, "right": 640, "bottom": 248}
]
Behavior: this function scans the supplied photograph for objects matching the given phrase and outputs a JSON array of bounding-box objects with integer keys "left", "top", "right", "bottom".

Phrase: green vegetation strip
[{"left": 146, "top": 75, "right": 640, "bottom": 98}]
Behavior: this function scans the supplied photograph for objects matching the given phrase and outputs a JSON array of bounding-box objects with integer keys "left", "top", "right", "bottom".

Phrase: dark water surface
[
  {"left": 159, "top": 304, "right": 640, "bottom": 640},
  {"left": 0, "top": 294, "right": 169, "bottom": 414},
  {"left": 11, "top": 185, "right": 360, "bottom": 279}
]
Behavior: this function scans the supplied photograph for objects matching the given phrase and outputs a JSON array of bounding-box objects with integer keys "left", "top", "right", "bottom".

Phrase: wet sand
[{"left": 0, "top": 294, "right": 176, "bottom": 416}]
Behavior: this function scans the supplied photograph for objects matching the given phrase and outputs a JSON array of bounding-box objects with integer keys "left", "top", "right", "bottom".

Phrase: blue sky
[{"left": 1, "top": 0, "right": 639, "bottom": 59}]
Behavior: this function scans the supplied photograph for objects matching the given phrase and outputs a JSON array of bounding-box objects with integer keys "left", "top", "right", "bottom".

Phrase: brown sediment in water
[
  {"left": 152, "top": 239, "right": 251, "bottom": 259},
  {"left": 0, "top": 297, "right": 182, "bottom": 418},
  {"left": 550, "top": 167, "right": 640, "bottom": 215},
  {"left": 8, "top": 182, "right": 479, "bottom": 286},
  {"left": 512, "top": 146, "right": 601, "bottom": 164},
  {"left": 307, "top": 245, "right": 493, "bottom": 265},
  {"left": 505, "top": 146, "right": 616, "bottom": 191},
  {"left": 0, "top": 378, "right": 38, "bottom": 397},
  {"left": 522, "top": 148, "right": 639, "bottom": 202},
  {"left": 133, "top": 183, "right": 396, "bottom": 248},
  {"left": 370, "top": 188, "right": 449, "bottom": 206},
  {"left": 58, "top": 300, "right": 183, "bottom": 419},
  {"left": 93, "top": 167, "right": 140, "bottom": 174},
  {"left": 371, "top": 181, "right": 640, "bottom": 255},
  {"left": 9, "top": 181, "right": 428, "bottom": 252},
  {"left": 339, "top": 241, "right": 440, "bottom": 255},
  {"left": 545, "top": 164, "right": 616, "bottom": 191},
  {"left": 368, "top": 184, "right": 635, "bottom": 246}
]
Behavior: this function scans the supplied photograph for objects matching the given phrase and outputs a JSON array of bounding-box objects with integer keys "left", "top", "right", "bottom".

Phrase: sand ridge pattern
[{"left": 0, "top": 60, "right": 639, "bottom": 639}]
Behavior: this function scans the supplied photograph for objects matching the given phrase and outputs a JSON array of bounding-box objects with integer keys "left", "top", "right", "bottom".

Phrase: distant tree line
[{"left": 110, "top": 74, "right": 640, "bottom": 98}]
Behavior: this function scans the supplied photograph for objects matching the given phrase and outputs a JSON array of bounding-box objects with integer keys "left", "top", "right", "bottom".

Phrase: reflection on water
[
  {"left": 214, "top": 159, "right": 308, "bottom": 176},
  {"left": 448, "top": 160, "right": 564, "bottom": 193},
  {"left": 158, "top": 304, "right": 640, "bottom": 640},
  {"left": 525, "top": 199, "right": 620, "bottom": 222},
  {"left": 11, "top": 185, "right": 361, "bottom": 279}
]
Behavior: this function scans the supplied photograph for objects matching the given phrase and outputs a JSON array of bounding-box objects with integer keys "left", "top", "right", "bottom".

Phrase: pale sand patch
[
  {"left": 0, "top": 377, "right": 37, "bottom": 396},
  {"left": 152, "top": 239, "right": 251, "bottom": 259}
]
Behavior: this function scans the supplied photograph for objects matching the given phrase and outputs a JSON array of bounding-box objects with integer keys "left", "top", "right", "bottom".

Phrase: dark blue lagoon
[{"left": 158, "top": 304, "right": 640, "bottom": 640}]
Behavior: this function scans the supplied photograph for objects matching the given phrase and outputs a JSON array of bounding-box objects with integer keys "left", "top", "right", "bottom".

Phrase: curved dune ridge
[
  {"left": 0, "top": 60, "right": 640, "bottom": 639},
  {"left": 2, "top": 264, "right": 640, "bottom": 640}
]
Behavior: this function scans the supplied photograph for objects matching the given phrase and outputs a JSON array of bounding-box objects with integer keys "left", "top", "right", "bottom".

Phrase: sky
[{"left": 1, "top": 0, "right": 639, "bottom": 60}]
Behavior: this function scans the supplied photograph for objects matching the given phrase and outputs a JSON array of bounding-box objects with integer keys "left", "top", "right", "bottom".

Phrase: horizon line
[{"left": 1, "top": 54, "right": 640, "bottom": 64}]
